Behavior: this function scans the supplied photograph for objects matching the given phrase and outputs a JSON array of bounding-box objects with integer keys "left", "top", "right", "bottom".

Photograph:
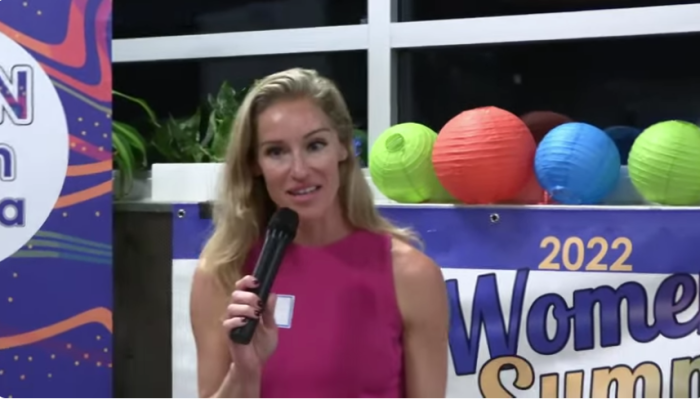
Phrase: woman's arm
[
  {"left": 190, "top": 262, "right": 261, "bottom": 398},
  {"left": 392, "top": 239, "right": 449, "bottom": 398}
]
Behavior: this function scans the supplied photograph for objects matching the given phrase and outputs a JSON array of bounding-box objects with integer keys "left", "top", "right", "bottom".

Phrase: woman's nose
[{"left": 290, "top": 153, "right": 310, "bottom": 179}]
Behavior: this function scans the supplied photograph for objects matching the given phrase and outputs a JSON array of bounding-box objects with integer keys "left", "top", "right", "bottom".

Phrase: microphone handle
[{"left": 229, "top": 232, "right": 291, "bottom": 345}]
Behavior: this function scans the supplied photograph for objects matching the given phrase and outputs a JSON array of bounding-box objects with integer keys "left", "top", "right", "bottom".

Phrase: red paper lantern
[
  {"left": 501, "top": 172, "right": 546, "bottom": 204},
  {"left": 520, "top": 110, "right": 572, "bottom": 143},
  {"left": 433, "top": 106, "right": 536, "bottom": 204}
]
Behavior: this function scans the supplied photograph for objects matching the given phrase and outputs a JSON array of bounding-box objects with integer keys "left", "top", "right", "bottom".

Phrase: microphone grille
[{"left": 269, "top": 207, "right": 299, "bottom": 238}]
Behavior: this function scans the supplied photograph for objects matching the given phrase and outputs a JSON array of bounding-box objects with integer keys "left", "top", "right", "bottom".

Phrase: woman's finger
[
  {"left": 231, "top": 289, "right": 262, "bottom": 307},
  {"left": 222, "top": 316, "right": 249, "bottom": 331},
  {"left": 226, "top": 303, "right": 260, "bottom": 319},
  {"left": 234, "top": 275, "right": 258, "bottom": 291}
]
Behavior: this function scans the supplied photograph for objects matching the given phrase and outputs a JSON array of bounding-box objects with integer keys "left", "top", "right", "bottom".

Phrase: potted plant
[
  {"left": 150, "top": 81, "right": 248, "bottom": 202},
  {"left": 112, "top": 91, "right": 156, "bottom": 200},
  {"left": 117, "top": 80, "right": 372, "bottom": 203}
]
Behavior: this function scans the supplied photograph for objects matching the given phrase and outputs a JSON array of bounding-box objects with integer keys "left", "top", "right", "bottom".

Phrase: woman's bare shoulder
[
  {"left": 390, "top": 238, "right": 442, "bottom": 282},
  {"left": 390, "top": 237, "right": 448, "bottom": 363}
]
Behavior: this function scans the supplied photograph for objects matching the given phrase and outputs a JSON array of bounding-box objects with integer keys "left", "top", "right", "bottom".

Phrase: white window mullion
[
  {"left": 390, "top": 4, "right": 700, "bottom": 48},
  {"left": 113, "top": 25, "right": 369, "bottom": 63},
  {"left": 367, "top": 0, "right": 397, "bottom": 151}
]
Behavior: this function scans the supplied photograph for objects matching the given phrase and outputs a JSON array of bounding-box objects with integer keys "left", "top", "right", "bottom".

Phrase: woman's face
[{"left": 255, "top": 97, "right": 348, "bottom": 221}]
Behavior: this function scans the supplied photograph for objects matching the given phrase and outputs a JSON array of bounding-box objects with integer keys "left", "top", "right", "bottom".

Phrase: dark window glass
[
  {"left": 113, "top": 52, "right": 367, "bottom": 163},
  {"left": 398, "top": 33, "right": 700, "bottom": 135},
  {"left": 113, "top": 0, "right": 367, "bottom": 39},
  {"left": 399, "top": 0, "right": 697, "bottom": 22}
]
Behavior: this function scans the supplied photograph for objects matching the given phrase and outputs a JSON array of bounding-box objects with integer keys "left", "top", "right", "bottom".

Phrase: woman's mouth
[{"left": 288, "top": 186, "right": 321, "bottom": 196}]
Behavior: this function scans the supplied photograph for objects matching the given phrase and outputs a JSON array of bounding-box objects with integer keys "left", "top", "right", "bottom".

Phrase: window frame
[{"left": 112, "top": 1, "right": 700, "bottom": 149}]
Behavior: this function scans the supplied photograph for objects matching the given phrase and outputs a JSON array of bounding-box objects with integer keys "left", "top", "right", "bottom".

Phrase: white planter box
[{"left": 151, "top": 163, "right": 224, "bottom": 202}]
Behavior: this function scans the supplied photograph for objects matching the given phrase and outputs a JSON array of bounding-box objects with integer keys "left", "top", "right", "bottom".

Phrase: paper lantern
[
  {"left": 535, "top": 122, "right": 621, "bottom": 205},
  {"left": 603, "top": 166, "right": 647, "bottom": 205},
  {"left": 604, "top": 125, "right": 642, "bottom": 165},
  {"left": 502, "top": 172, "right": 547, "bottom": 205},
  {"left": 429, "top": 180, "right": 459, "bottom": 204},
  {"left": 520, "top": 111, "right": 572, "bottom": 143},
  {"left": 432, "top": 106, "right": 536, "bottom": 204},
  {"left": 369, "top": 123, "right": 440, "bottom": 203},
  {"left": 628, "top": 121, "right": 700, "bottom": 205}
]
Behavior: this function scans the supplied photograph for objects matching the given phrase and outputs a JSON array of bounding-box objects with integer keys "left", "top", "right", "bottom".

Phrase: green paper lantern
[
  {"left": 369, "top": 123, "right": 441, "bottom": 203},
  {"left": 628, "top": 120, "right": 700, "bottom": 205},
  {"left": 428, "top": 179, "right": 459, "bottom": 203}
]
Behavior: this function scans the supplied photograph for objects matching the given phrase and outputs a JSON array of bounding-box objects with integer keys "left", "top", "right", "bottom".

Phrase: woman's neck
[{"left": 294, "top": 202, "right": 352, "bottom": 247}]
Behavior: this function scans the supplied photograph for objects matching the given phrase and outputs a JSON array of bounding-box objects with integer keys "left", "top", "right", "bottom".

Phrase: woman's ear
[{"left": 339, "top": 143, "right": 349, "bottom": 162}]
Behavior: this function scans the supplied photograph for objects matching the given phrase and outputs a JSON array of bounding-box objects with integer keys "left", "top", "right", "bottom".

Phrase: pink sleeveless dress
[{"left": 244, "top": 229, "right": 405, "bottom": 398}]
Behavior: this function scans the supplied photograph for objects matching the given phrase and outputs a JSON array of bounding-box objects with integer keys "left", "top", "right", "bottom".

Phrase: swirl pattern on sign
[{"left": 0, "top": 0, "right": 113, "bottom": 397}]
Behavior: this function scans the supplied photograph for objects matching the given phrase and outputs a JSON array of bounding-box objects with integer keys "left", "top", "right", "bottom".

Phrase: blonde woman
[{"left": 190, "top": 68, "right": 448, "bottom": 398}]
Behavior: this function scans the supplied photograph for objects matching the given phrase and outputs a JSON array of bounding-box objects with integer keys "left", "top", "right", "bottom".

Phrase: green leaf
[
  {"left": 113, "top": 90, "right": 160, "bottom": 127},
  {"left": 215, "top": 81, "right": 238, "bottom": 117},
  {"left": 163, "top": 117, "right": 188, "bottom": 161},
  {"left": 210, "top": 114, "right": 233, "bottom": 160},
  {"left": 201, "top": 111, "right": 218, "bottom": 149},
  {"left": 113, "top": 131, "right": 135, "bottom": 196},
  {"left": 194, "top": 143, "right": 208, "bottom": 163},
  {"left": 113, "top": 121, "right": 147, "bottom": 167},
  {"left": 207, "top": 93, "right": 217, "bottom": 110},
  {"left": 200, "top": 80, "right": 244, "bottom": 160},
  {"left": 113, "top": 155, "right": 127, "bottom": 199},
  {"left": 151, "top": 124, "right": 180, "bottom": 162},
  {"left": 163, "top": 111, "right": 204, "bottom": 163}
]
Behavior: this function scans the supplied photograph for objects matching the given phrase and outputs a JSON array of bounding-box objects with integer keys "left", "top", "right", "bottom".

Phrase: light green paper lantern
[
  {"left": 369, "top": 123, "right": 441, "bottom": 203},
  {"left": 428, "top": 179, "right": 459, "bottom": 204},
  {"left": 628, "top": 120, "right": 700, "bottom": 205}
]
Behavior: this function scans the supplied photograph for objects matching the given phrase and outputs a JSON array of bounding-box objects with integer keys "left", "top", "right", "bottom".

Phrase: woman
[{"left": 190, "top": 68, "right": 449, "bottom": 398}]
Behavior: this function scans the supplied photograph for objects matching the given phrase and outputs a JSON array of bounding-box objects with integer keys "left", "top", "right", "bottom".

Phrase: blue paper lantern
[
  {"left": 604, "top": 125, "right": 642, "bottom": 165},
  {"left": 535, "top": 122, "right": 621, "bottom": 205}
]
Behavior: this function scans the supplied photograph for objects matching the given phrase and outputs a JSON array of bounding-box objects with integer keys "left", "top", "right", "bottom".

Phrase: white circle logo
[{"left": 0, "top": 32, "right": 69, "bottom": 262}]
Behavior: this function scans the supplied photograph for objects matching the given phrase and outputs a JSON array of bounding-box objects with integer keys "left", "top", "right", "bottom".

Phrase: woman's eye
[
  {"left": 266, "top": 147, "right": 283, "bottom": 157},
  {"left": 309, "top": 141, "right": 327, "bottom": 151}
]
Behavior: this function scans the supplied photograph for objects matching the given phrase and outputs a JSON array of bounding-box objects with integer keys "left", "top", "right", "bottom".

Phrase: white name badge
[{"left": 274, "top": 294, "right": 295, "bottom": 329}]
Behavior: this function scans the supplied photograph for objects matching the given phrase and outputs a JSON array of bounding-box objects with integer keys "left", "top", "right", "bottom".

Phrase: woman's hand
[{"left": 222, "top": 275, "right": 279, "bottom": 376}]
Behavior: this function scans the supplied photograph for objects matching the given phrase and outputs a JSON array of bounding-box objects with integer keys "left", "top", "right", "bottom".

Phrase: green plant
[
  {"left": 112, "top": 90, "right": 158, "bottom": 198},
  {"left": 151, "top": 81, "right": 249, "bottom": 163}
]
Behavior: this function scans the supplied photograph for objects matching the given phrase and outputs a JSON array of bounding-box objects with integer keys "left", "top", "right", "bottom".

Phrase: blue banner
[
  {"left": 0, "top": 0, "right": 113, "bottom": 397},
  {"left": 172, "top": 204, "right": 700, "bottom": 398}
]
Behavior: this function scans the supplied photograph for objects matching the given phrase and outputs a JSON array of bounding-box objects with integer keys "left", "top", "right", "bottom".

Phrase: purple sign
[{"left": 0, "top": 0, "right": 113, "bottom": 397}]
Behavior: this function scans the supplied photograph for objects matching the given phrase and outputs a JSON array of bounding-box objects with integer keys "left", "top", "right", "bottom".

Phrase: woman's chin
[{"left": 293, "top": 207, "right": 326, "bottom": 222}]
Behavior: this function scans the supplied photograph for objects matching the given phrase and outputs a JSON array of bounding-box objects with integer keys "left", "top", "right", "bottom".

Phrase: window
[
  {"left": 397, "top": 33, "right": 700, "bottom": 134},
  {"left": 113, "top": 0, "right": 367, "bottom": 38},
  {"left": 399, "top": 0, "right": 697, "bottom": 21},
  {"left": 113, "top": 52, "right": 368, "bottom": 152},
  {"left": 112, "top": 0, "right": 700, "bottom": 154}
]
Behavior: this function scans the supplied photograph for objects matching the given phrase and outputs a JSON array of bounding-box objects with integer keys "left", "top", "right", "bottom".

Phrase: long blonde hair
[{"left": 201, "top": 68, "right": 417, "bottom": 292}]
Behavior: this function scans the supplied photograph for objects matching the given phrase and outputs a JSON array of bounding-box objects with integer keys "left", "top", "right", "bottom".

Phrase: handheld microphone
[{"left": 229, "top": 207, "right": 299, "bottom": 345}]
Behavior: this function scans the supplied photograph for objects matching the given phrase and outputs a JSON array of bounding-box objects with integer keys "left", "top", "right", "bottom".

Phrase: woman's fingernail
[
  {"left": 252, "top": 278, "right": 259, "bottom": 286},
  {"left": 241, "top": 317, "right": 248, "bottom": 323},
  {"left": 255, "top": 310, "right": 261, "bottom": 317}
]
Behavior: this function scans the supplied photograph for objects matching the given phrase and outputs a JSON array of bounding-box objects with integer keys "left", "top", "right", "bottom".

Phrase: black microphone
[{"left": 229, "top": 207, "right": 299, "bottom": 345}]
